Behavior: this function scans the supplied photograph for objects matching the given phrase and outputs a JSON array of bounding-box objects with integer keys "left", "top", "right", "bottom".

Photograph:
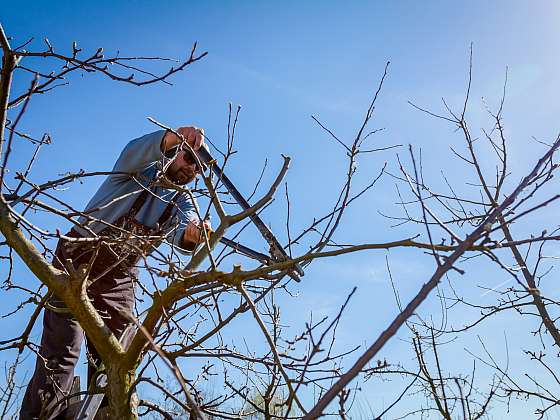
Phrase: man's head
[
  {"left": 162, "top": 126, "right": 207, "bottom": 185},
  {"left": 165, "top": 147, "right": 202, "bottom": 185}
]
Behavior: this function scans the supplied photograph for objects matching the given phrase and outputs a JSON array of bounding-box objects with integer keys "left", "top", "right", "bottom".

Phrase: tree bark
[{"left": 105, "top": 363, "right": 138, "bottom": 420}]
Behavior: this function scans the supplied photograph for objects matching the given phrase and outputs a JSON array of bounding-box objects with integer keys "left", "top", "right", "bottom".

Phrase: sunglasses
[{"left": 165, "top": 145, "right": 208, "bottom": 171}]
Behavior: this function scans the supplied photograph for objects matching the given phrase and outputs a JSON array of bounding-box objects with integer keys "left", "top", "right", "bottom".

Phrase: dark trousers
[{"left": 20, "top": 241, "right": 135, "bottom": 420}]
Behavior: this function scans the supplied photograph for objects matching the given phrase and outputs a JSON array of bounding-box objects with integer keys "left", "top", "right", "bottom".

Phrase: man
[{"left": 20, "top": 126, "right": 210, "bottom": 419}]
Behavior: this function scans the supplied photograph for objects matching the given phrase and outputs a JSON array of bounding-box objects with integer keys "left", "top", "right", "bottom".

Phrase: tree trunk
[{"left": 105, "top": 364, "right": 138, "bottom": 420}]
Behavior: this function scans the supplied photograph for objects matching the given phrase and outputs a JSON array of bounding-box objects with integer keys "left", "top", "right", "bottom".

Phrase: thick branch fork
[{"left": 0, "top": 199, "right": 124, "bottom": 361}]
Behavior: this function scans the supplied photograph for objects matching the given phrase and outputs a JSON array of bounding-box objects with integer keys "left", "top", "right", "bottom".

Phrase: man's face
[{"left": 165, "top": 150, "right": 199, "bottom": 185}]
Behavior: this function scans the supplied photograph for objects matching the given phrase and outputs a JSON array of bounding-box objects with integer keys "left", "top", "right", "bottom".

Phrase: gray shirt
[{"left": 76, "top": 130, "right": 198, "bottom": 254}]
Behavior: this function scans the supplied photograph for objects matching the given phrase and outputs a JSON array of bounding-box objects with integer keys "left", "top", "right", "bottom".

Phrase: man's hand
[
  {"left": 182, "top": 219, "right": 212, "bottom": 250},
  {"left": 162, "top": 126, "right": 205, "bottom": 152}
]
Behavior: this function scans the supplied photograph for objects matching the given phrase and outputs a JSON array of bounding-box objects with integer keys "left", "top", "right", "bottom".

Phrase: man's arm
[
  {"left": 161, "top": 126, "right": 205, "bottom": 152},
  {"left": 181, "top": 219, "right": 211, "bottom": 251},
  {"left": 169, "top": 192, "right": 211, "bottom": 253},
  {"left": 111, "top": 127, "right": 205, "bottom": 175},
  {"left": 112, "top": 130, "right": 166, "bottom": 174},
  {"left": 163, "top": 126, "right": 206, "bottom": 250}
]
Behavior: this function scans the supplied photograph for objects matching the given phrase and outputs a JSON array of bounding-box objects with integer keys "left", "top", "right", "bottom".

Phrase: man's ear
[{"left": 161, "top": 146, "right": 179, "bottom": 175}]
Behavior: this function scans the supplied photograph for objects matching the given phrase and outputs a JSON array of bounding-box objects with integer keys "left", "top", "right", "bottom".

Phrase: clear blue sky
[{"left": 3, "top": 1, "right": 560, "bottom": 418}]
